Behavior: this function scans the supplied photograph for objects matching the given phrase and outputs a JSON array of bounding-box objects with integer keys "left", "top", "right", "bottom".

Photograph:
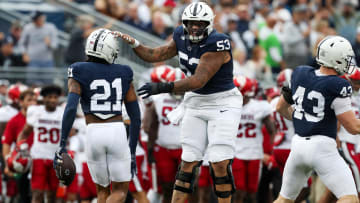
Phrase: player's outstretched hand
[
  {"left": 131, "top": 154, "right": 137, "bottom": 178},
  {"left": 137, "top": 82, "right": 174, "bottom": 99},
  {"left": 112, "top": 31, "right": 139, "bottom": 48}
]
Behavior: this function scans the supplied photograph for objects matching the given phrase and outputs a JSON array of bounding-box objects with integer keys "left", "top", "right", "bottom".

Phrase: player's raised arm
[
  {"left": 137, "top": 50, "right": 230, "bottom": 98},
  {"left": 173, "top": 51, "right": 230, "bottom": 93},
  {"left": 113, "top": 32, "right": 177, "bottom": 63}
]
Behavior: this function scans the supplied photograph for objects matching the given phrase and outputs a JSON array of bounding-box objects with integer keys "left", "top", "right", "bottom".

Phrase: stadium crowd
[{"left": 1, "top": 0, "right": 360, "bottom": 202}]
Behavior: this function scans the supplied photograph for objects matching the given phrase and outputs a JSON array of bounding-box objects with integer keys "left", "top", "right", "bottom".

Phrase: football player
[
  {"left": 275, "top": 36, "right": 360, "bottom": 203},
  {"left": 0, "top": 84, "right": 27, "bottom": 137},
  {"left": 233, "top": 76, "right": 276, "bottom": 203},
  {"left": 115, "top": 2, "right": 242, "bottom": 202},
  {"left": 2, "top": 89, "right": 36, "bottom": 203},
  {"left": 272, "top": 69, "right": 294, "bottom": 174},
  {"left": 54, "top": 28, "right": 141, "bottom": 203},
  {"left": 143, "top": 68, "right": 185, "bottom": 203},
  {"left": 17, "top": 85, "right": 63, "bottom": 203}
]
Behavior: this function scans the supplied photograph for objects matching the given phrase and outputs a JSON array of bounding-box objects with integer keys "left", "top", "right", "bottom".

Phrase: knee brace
[
  {"left": 209, "top": 159, "right": 236, "bottom": 198},
  {"left": 173, "top": 161, "right": 202, "bottom": 194}
]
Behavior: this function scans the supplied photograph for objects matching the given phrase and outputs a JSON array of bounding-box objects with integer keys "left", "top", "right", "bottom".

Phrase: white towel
[{"left": 167, "top": 102, "right": 185, "bottom": 125}]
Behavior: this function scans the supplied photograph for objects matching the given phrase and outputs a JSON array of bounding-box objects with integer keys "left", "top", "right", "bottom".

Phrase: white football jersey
[
  {"left": 338, "top": 94, "right": 360, "bottom": 144},
  {"left": 271, "top": 96, "right": 295, "bottom": 149},
  {"left": 153, "top": 94, "right": 182, "bottom": 149},
  {"left": 235, "top": 99, "right": 272, "bottom": 160},
  {"left": 27, "top": 105, "right": 64, "bottom": 160},
  {"left": 0, "top": 105, "right": 18, "bottom": 122}
]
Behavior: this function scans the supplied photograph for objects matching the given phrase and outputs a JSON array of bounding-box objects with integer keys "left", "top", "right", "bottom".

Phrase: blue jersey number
[
  {"left": 90, "top": 78, "right": 122, "bottom": 111},
  {"left": 293, "top": 86, "right": 325, "bottom": 122}
]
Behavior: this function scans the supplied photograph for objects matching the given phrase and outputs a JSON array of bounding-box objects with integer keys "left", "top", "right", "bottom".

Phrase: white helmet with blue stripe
[
  {"left": 85, "top": 28, "right": 119, "bottom": 64},
  {"left": 181, "top": 2, "right": 215, "bottom": 43}
]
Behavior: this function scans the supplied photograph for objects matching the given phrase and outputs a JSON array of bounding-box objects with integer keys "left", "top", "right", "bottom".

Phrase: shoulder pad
[
  {"left": 173, "top": 26, "right": 184, "bottom": 41},
  {"left": 329, "top": 77, "right": 352, "bottom": 98},
  {"left": 203, "top": 32, "right": 231, "bottom": 52},
  {"left": 68, "top": 62, "right": 86, "bottom": 85}
]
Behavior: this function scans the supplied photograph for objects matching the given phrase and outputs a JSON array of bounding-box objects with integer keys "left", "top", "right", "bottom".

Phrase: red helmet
[
  {"left": 7, "top": 140, "right": 31, "bottom": 173},
  {"left": 150, "top": 65, "right": 174, "bottom": 83},
  {"left": 166, "top": 68, "right": 186, "bottom": 82},
  {"left": 265, "top": 87, "right": 280, "bottom": 99},
  {"left": 233, "top": 76, "right": 255, "bottom": 97},
  {"left": 277, "top": 69, "right": 292, "bottom": 88},
  {"left": 7, "top": 84, "right": 27, "bottom": 104},
  {"left": 348, "top": 68, "right": 360, "bottom": 81}
]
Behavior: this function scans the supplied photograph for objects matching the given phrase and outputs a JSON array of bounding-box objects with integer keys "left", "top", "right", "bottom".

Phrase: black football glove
[
  {"left": 131, "top": 154, "right": 137, "bottom": 178},
  {"left": 137, "top": 82, "right": 174, "bottom": 99},
  {"left": 281, "top": 86, "right": 294, "bottom": 104},
  {"left": 53, "top": 147, "right": 67, "bottom": 170}
]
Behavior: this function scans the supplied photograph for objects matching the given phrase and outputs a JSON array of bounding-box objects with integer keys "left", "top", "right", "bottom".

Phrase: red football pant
[
  {"left": 31, "top": 159, "right": 59, "bottom": 191},
  {"left": 232, "top": 158, "right": 262, "bottom": 193}
]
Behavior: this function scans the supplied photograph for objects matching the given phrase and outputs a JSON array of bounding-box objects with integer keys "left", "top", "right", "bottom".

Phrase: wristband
[{"left": 131, "top": 39, "right": 140, "bottom": 48}]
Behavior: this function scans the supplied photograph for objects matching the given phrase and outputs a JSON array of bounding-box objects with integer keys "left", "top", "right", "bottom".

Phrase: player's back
[
  {"left": 68, "top": 62, "right": 133, "bottom": 117},
  {"left": 291, "top": 66, "right": 352, "bottom": 139},
  {"left": 28, "top": 105, "right": 64, "bottom": 159}
]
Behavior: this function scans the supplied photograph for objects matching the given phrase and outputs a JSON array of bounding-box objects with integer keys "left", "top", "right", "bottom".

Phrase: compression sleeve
[
  {"left": 60, "top": 92, "right": 80, "bottom": 149},
  {"left": 124, "top": 100, "right": 141, "bottom": 155}
]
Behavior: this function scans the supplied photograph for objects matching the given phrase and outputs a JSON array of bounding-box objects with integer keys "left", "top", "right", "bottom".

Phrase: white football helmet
[
  {"left": 85, "top": 29, "right": 119, "bottom": 64},
  {"left": 316, "top": 36, "right": 355, "bottom": 75},
  {"left": 182, "top": 2, "right": 214, "bottom": 43}
]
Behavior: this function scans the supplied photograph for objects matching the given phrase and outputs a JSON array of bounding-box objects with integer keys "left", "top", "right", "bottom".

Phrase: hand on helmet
[{"left": 112, "top": 31, "right": 139, "bottom": 48}]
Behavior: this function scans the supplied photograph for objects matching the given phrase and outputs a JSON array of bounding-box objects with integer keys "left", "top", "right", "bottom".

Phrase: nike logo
[
  {"left": 220, "top": 110, "right": 228, "bottom": 113},
  {"left": 200, "top": 44, "right": 206, "bottom": 48}
]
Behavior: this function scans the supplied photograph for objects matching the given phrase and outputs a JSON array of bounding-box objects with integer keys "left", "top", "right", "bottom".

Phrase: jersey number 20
[{"left": 90, "top": 78, "right": 122, "bottom": 111}]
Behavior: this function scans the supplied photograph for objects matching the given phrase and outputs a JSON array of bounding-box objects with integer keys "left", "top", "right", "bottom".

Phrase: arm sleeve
[
  {"left": 331, "top": 97, "right": 352, "bottom": 115},
  {"left": 60, "top": 92, "right": 80, "bottom": 149},
  {"left": 124, "top": 101, "right": 141, "bottom": 155}
]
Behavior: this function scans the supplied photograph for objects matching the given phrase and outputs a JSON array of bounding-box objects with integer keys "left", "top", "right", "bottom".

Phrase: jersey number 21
[{"left": 90, "top": 78, "right": 122, "bottom": 111}]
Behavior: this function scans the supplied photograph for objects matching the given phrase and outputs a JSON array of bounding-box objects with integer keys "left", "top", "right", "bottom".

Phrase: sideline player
[
  {"left": 275, "top": 36, "right": 360, "bottom": 203},
  {"left": 53, "top": 28, "right": 141, "bottom": 203},
  {"left": 17, "top": 85, "right": 63, "bottom": 203},
  {"left": 115, "top": 2, "right": 242, "bottom": 202},
  {"left": 233, "top": 76, "right": 276, "bottom": 203},
  {"left": 143, "top": 68, "right": 185, "bottom": 203},
  {"left": 2, "top": 89, "right": 36, "bottom": 203}
]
